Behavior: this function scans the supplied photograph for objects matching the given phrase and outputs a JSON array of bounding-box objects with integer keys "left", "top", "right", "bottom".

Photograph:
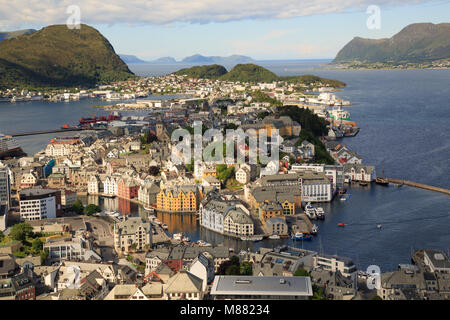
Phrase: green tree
[
  {"left": 9, "top": 222, "right": 33, "bottom": 242},
  {"left": 40, "top": 248, "right": 49, "bottom": 265},
  {"left": 72, "top": 200, "right": 84, "bottom": 215},
  {"left": 372, "top": 295, "right": 383, "bottom": 300},
  {"left": 294, "top": 268, "right": 311, "bottom": 277},
  {"left": 240, "top": 261, "right": 253, "bottom": 275},
  {"left": 84, "top": 204, "right": 101, "bottom": 216},
  {"left": 31, "top": 238, "right": 43, "bottom": 254},
  {"left": 0, "top": 230, "right": 4, "bottom": 242},
  {"left": 225, "top": 264, "right": 241, "bottom": 275},
  {"left": 312, "top": 285, "right": 327, "bottom": 300}
]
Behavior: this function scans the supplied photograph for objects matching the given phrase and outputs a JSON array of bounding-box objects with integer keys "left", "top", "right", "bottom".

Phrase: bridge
[
  {"left": 8, "top": 127, "right": 107, "bottom": 137},
  {"left": 386, "top": 178, "right": 450, "bottom": 196}
]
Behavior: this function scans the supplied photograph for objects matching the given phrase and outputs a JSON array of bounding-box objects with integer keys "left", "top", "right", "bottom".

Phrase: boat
[
  {"left": 314, "top": 207, "right": 325, "bottom": 220},
  {"left": 376, "top": 167, "right": 389, "bottom": 186},
  {"left": 304, "top": 202, "right": 317, "bottom": 220},
  {"left": 154, "top": 219, "right": 162, "bottom": 225},
  {"left": 196, "top": 240, "right": 212, "bottom": 247},
  {"left": 328, "top": 106, "right": 350, "bottom": 121},
  {"left": 359, "top": 181, "right": 369, "bottom": 186},
  {"left": 340, "top": 195, "right": 348, "bottom": 201},
  {"left": 292, "top": 232, "right": 312, "bottom": 241},
  {"left": 162, "top": 224, "right": 168, "bottom": 230},
  {"left": 338, "top": 189, "right": 347, "bottom": 195},
  {"left": 240, "top": 235, "right": 263, "bottom": 241},
  {"left": 338, "top": 223, "right": 346, "bottom": 227},
  {"left": 311, "top": 224, "right": 318, "bottom": 235},
  {"left": 377, "top": 224, "right": 382, "bottom": 229},
  {"left": 268, "top": 234, "right": 281, "bottom": 240},
  {"left": 0, "top": 133, "right": 26, "bottom": 160},
  {"left": 143, "top": 206, "right": 155, "bottom": 212}
]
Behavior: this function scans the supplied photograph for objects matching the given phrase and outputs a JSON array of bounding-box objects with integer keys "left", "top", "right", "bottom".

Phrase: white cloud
[{"left": 0, "top": 0, "right": 436, "bottom": 29}]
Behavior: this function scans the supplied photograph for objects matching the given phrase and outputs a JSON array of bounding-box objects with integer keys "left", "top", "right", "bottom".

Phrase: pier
[
  {"left": 7, "top": 127, "right": 106, "bottom": 137},
  {"left": 386, "top": 178, "right": 450, "bottom": 196}
]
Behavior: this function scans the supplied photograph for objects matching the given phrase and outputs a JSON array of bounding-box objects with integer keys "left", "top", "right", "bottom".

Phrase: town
[{"left": 1, "top": 73, "right": 449, "bottom": 301}]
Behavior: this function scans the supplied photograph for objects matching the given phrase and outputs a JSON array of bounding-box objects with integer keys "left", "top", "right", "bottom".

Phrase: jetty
[{"left": 386, "top": 178, "right": 450, "bottom": 196}]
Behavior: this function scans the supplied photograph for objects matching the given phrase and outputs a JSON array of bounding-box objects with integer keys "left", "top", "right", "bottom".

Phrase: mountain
[
  {"left": 0, "top": 29, "right": 36, "bottom": 42},
  {"left": 119, "top": 54, "right": 149, "bottom": 64},
  {"left": 0, "top": 24, "right": 134, "bottom": 89},
  {"left": 333, "top": 23, "right": 450, "bottom": 64},
  {"left": 174, "top": 64, "right": 228, "bottom": 79},
  {"left": 181, "top": 54, "right": 254, "bottom": 64},
  {"left": 150, "top": 56, "right": 178, "bottom": 64},
  {"left": 219, "top": 63, "right": 278, "bottom": 83}
]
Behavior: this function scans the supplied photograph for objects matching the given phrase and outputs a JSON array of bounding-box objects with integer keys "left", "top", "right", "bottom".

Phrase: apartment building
[{"left": 114, "top": 217, "right": 152, "bottom": 255}]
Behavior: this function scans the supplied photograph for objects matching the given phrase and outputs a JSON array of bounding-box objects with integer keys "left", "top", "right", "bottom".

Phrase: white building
[
  {"left": 343, "top": 164, "right": 376, "bottom": 182},
  {"left": 200, "top": 195, "right": 254, "bottom": 236},
  {"left": 103, "top": 176, "right": 119, "bottom": 196},
  {"left": 44, "top": 236, "right": 102, "bottom": 263},
  {"left": 235, "top": 166, "right": 250, "bottom": 185},
  {"left": 188, "top": 254, "right": 215, "bottom": 292},
  {"left": 19, "top": 188, "right": 61, "bottom": 221}
]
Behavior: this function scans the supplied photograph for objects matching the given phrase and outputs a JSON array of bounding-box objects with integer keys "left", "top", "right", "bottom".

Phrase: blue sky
[{"left": 1, "top": 0, "right": 449, "bottom": 60}]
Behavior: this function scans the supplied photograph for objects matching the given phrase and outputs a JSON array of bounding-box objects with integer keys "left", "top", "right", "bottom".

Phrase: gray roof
[
  {"left": 211, "top": 276, "right": 313, "bottom": 297},
  {"left": 424, "top": 249, "right": 450, "bottom": 269}
]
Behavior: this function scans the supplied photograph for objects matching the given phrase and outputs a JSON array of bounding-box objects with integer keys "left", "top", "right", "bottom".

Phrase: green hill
[
  {"left": 173, "top": 63, "right": 345, "bottom": 88},
  {"left": 174, "top": 64, "right": 228, "bottom": 79},
  {"left": 0, "top": 24, "right": 134, "bottom": 89},
  {"left": 333, "top": 23, "right": 450, "bottom": 64},
  {"left": 219, "top": 63, "right": 278, "bottom": 83}
]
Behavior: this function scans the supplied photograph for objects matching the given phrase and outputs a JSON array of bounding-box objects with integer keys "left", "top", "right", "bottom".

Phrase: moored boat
[
  {"left": 268, "top": 234, "right": 281, "bottom": 240},
  {"left": 292, "top": 232, "right": 312, "bottom": 241},
  {"left": 338, "top": 222, "right": 345, "bottom": 227}
]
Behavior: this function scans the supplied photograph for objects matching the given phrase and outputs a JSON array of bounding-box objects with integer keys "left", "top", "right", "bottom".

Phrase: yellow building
[{"left": 156, "top": 186, "right": 202, "bottom": 212}]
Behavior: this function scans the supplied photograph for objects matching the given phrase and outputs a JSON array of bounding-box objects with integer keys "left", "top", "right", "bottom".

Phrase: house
[
  {"left": 103, "top": 176, "right": 119, "bottom": 196},
  {"left": 104, "top": 282, "right": 163, "bottom": 300},
  {"left": 114, "top": 217, "right": 152, "bottom": 255},
  {"left": 0, "top": 272, "right": 35, "bottom": 300},
  {"left": 156, "top": 185, "right": 201, "bottom": 212},
  {"left": 188, "top": 254, "right": 215, "bottom": 292},
  {"left": 235, "top": 166, "right": 250, "bottom": 184},
  {"left": 117, "top": 177, "right": 139, "bottom": 200},
  {"left": 201, "top": 175, "right": 221, "bottom": 190},
  {"left": 164, "top": 270, "right": 204, "bottom": 300},
  {"left": 343, "top": 164, "right": 376, "bottom": 182},
  {"left": 138, "top": 182, "right": 160, "bottom": 206},
  {"left": 19, "top": 171, "right": 38, "bottom": 189},
  {"left": 265, "top": 217, "right": 289, "bottom": 236}
]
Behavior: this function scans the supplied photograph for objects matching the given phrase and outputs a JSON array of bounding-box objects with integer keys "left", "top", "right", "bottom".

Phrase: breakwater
[{"left": 386, "top": 178, "right": 450, "bottom": 196}]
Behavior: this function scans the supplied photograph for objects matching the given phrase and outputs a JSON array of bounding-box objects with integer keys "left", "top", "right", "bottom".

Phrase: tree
[
  {"left": 40, "top": 248, "right": 49, "bottom": 265},
  {"left": 72, "top": 200, "right": 84, "bottom": 215},
  {"left": 312, "top": 285, "right": 327, "bottom": 300},
  {"left": 84, "top": 204, "right": 101, "bottom": 216},
  {"left": 240, "top": 261, "right": 253, "bottom": 275},
  {"left": 0, "top": 230, "right": 4, "bottom": 242},
  {"left": 294, "top": 268, "right": 311, "bottom": 277},
  {"left": 148, "top": 166, "right": 160, "bottom": 176},
  {"left": 31, "top": 238, "right": 43, "bottom": 254},
  {"left": 9, "top": 223, "right": 33, "bottom": 242},
  {"left": 225, "top": 265, "right": 241, "bottom": 275},
  {"left": 372, "top": 295, "right": 383, "bottom": 300}
]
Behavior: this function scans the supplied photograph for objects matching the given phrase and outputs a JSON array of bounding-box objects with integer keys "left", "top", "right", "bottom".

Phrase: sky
[{"left": 0, "top": 0, "right": 449, "bottom": 60}]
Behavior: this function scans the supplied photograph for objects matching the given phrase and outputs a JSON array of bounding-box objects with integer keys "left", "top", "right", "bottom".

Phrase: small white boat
[
  {"left": 268, "top": 234, "right": 281, "bottom": 240},
  {"left": 196, "top": 240, "right": 212, "bottom": 247},
  {"left": 305, "top": 202, "right": 317, "bottom": 220},
  {"left": 162, "top": 224, "right": 168, "bottom": 230},
  {"left": 377, "top": 224, "right": 382, "bottom": 229},
  {"left": 311, "top": 224, "right": 318, "bottom": 235},
  {"left": 144, "top": 206, "right": 154, "bottom": 212}
]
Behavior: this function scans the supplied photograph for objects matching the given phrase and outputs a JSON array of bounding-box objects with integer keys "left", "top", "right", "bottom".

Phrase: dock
[{"left": 386, "top": 178, "right": 450, "bottom": 196}]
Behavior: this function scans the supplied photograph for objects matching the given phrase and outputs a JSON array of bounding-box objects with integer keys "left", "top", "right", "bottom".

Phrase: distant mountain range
[
  {"left": 119, "top": 54, "right": 255, "bottom": 65},
  {"left": 0, "top": 24, "right": 134, "bottom": 89},
  {"left": 0, "top": 29, "right": 36, "bottom": 42},
  {"left": 333, "top": 23, "right": 450, "bottom": 64}
]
